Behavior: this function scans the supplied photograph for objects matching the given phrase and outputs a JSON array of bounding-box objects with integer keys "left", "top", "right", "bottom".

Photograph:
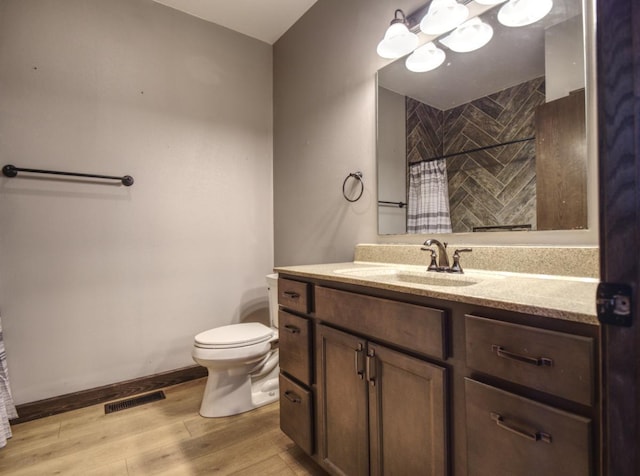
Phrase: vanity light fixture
[
  {"left": 376, "top": 9, "right": 419, "bottom": 59},
  {"left": 497, "top": 0, "right": 553, "bottom": 27},
  {"left": 439, "top": 17, "right": 494, "bottom": 53},
  {"left": 377, "top": 0, "right": 552, "bottom": 72},
  {"left": 420, "top": 0, "right": 469, "bottom": 36},
  {"left": 406, "top": 42, "right": 446, "bottom": 72}
]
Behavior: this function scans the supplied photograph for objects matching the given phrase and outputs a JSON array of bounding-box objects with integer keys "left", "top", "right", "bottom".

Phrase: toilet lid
[{"left": 194, "top": 322, "right": 274, "bottom": 349}]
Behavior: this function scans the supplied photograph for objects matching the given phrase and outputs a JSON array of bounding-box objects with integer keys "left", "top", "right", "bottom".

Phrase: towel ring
[{"left": 342, "top": 171, "right": 364, "bottom": 202}]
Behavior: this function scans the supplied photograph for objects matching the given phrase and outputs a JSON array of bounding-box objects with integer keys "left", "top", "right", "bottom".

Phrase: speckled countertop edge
[{"left": 274, "top": 261, "right": 599, "bottom": 326}]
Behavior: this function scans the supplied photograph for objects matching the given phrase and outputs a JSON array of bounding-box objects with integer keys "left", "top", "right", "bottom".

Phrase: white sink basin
[{"left": 334, "top": 267, "right": 487, "bottom": 287}]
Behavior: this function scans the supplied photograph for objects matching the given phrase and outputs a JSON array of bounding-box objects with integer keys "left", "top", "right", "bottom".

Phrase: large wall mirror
[{"left": 377, "top": 0, "right": 588, "bottom": 235}]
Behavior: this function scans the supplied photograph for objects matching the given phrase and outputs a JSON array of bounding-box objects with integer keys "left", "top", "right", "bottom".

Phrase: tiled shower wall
[{"left": 406, "top": 77, "right": 546, "bottom": 232}]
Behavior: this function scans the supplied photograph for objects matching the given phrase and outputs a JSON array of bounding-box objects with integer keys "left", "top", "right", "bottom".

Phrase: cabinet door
[
  {"left": 368, "top": 343, "right": 448, "bottom": 476},
  {"left": 316, "top": 324, "right": 369, "bottom": 476}
]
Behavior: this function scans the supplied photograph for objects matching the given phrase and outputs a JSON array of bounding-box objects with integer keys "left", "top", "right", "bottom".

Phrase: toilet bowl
[{"left": 192, "top": 274, "right": 280, "bottom": 417}]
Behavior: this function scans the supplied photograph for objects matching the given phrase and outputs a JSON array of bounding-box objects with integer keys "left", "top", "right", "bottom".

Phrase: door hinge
[{"left": 597, "top": 282, "right": 633, "bottom": 327}]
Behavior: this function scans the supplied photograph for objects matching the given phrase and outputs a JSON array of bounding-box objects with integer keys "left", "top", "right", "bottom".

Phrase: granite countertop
[{"left": 274, "top": 261, "right": 599, "bottom": 325}]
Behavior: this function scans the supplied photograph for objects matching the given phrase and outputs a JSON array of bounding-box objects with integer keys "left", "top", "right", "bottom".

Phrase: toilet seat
[{"left": 194, "top": 322, "right": 275, "bottom": 349}]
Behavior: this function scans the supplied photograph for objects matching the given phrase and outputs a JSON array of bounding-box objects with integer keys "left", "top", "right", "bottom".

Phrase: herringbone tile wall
[{"left": 406, "top": 77, "right": 545, "bottom": 232}]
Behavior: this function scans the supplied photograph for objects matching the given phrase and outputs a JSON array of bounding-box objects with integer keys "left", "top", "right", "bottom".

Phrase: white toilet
[{"left": 192, "top": 273, "right": 280, "bottom": 417}]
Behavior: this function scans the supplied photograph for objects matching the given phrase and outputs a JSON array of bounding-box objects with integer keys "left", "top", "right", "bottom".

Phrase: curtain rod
[{"left": 409, "top": 136, "right": 535, "bottom": 166}]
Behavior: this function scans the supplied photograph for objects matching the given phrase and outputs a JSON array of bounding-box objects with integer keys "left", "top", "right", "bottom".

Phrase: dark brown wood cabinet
[
  {"left": 316, "top": 325, "right": 369, "bottom": 476},
  {"left": 276, "top": 274, "right": 599, "bottom": 476},
  {"left": 465, "top": 315, "right": 595, "bottom": 406},
  {"left": 277, "top": 277, "right": 316, "bottom": 456},
  {"left": 367, "top": 342, "right": 447, "bottom": 476},
  {"left": 315, "top": 324, "right": 447, "bottom": 476},
  {"left": 279, "top": 373, "right": 314, "bottom": 455},
  {"left": 465, "top": 378, "right": 592, "bottom": 476},
  {"left": 279, "top": 310, "right": 313, "bottom": 385}
]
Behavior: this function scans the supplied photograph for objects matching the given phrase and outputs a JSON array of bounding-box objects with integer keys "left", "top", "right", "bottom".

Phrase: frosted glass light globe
[
  {"left": 406, "top": 42, "right": 446, "bottom": 72},
  {"left": 439, "top": 18, "right": 494, "bottom": 53},
  {"left": 498, "top": 0, "right": 554, "bottom": 27},
  {"left": 377, "top": 22, "right": 419, "bottom": 59},
  {"left": 420, "top": 0, "right": 469, "bottom": 35}
]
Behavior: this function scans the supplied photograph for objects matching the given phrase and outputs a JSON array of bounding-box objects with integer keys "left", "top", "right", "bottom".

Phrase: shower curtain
[
  {"left": 0, "top": 316, "right": 17, "bottom": 448},
  {"left": 407, "top": 159, "right": 453, "bottom": 234}
]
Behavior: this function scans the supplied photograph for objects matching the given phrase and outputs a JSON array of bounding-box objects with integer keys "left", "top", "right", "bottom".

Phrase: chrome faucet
[{"left": 422, "top": 239, "right": 450, "bottom": 270}]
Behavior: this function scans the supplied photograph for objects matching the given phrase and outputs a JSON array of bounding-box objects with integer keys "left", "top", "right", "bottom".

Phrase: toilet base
[{"left": 198, "top": 360, "right": 280, "bottom": 418}]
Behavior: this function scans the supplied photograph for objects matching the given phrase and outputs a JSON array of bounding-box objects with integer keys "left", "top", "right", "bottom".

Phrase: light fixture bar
[{"left": 404, "top": 0, "right": 475, "bottom": 32}]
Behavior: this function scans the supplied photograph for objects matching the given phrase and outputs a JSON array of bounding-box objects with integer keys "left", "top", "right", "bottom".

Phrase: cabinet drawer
[
  {"left": 278, "top": 278, "right": 311, "bottom": 314},
  {"left": 465, "top": 378, "right": 592, "bottom": 476},
  {"left": 315, "top": 286, "right": 447, "bottom": 359},
  {"left": 279, "top": 373, "right": 314, "bottom": 455},
  {"left": 465, "top": 315, "right": 594, "bottom": 406},
  {"left": 279, "top": 311, "right": 312, "bottom": 386}
]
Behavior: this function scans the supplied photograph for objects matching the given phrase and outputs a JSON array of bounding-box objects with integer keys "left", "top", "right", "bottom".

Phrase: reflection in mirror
[{"left": 377, "top": 0, "right": 586, "bottom": 235}]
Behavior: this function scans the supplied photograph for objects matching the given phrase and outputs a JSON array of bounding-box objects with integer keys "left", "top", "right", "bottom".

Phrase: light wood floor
[{"left": 0, "top": 378, "right": 327, "bottom": 475}]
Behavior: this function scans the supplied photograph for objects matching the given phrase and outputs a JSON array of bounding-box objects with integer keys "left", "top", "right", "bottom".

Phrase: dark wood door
[
  {"left": 597, "top": 1, "right": 640, "bottom": 475},
  {"left": 535, "top": 89, "right": 587, "bottom": 230},
  {"left": 367, "top": 342, "right": 447, "bottom": 476},
  {"left": 316, "top": 324, "right": 369, "bottom": 476}
]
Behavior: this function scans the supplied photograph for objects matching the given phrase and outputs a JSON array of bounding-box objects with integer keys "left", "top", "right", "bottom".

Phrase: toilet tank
[{"left": 266, "top": 273, "right": 279, "bottom": 328}]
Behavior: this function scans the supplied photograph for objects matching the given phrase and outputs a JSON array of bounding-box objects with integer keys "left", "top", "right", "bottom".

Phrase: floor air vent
[{"left": 104, "top": 390, "right": 166, "bottom": 414}]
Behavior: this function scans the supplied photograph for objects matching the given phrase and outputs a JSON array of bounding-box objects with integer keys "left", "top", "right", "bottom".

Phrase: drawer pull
[
  {"left": 283, "top": 291, "right": 300, "bottom": 300},
  {"left": 366, "top": 349, "right": 376, "bottom": 386},
  {"left": 492, "top": 345, "right": 553, "bottom": 367},
  {"left": 490, "top": 412, "right": 552, "bottom": 444},
  {"left": 284, "top": 391, "right": 302, "bottom": 404},
  {"left": 283, "top": 324, "right": 300, "bottom": 334}
]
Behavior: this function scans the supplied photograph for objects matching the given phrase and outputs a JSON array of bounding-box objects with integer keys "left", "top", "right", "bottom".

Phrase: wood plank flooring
[{"left": 1, "top": 378, "right": 327, "bottom": 475}]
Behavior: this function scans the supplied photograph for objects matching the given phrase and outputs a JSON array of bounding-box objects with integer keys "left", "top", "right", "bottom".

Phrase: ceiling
[{"left": 152, "top": 0, "right": 318, "bottom": 45}]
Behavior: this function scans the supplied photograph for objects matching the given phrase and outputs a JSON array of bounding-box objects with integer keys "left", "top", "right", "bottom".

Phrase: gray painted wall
[
  {"left": 0, "top": 0, "right": 273, "bottom": 404},
  {"left": 273, "top": 0, "right": 410, "bottom": 266}
]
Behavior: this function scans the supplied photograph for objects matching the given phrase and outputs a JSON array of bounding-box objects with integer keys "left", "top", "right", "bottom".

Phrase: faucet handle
[
  {"left": 421, "top": 247, "right": 439, "bottom": 271},
  {"left": 450, "top": 248, "right": 472, "bottom": 274}
]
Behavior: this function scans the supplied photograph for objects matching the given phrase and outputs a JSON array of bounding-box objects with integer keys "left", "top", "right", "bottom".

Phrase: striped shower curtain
[
  {"left": 407, "top": 159, "right": 453, "bottom": 234},
  {"left": 0, "top": 316, "right": 17, "bottom": 448}
]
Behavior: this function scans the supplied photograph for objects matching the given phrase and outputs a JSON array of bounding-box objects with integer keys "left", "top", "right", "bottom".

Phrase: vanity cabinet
[{"left": 276, "top": 273, "right": 599, "bottom": 476}]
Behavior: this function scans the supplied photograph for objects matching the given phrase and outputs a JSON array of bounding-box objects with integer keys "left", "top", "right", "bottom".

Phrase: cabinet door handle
[
  {"left": 283, "top": 291, "right": 300, "bottom": 300},
  {"left": 284, "top": 391, "right": 301, "bottom": 404},
  {"left": 492, "top": 345, "right": 553, "bottom": 367},
  {"left": 283, "top": 324, "right": 300, "bottom": 334},
  {"left": 490, "top": 412, "right": 552, "bottom": 444},
  {"left": 354, "top": 344, "right": 365, "bottom": 379},
  {"left": 366, "top": 350, "right": 376, "bottom": 386}
]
